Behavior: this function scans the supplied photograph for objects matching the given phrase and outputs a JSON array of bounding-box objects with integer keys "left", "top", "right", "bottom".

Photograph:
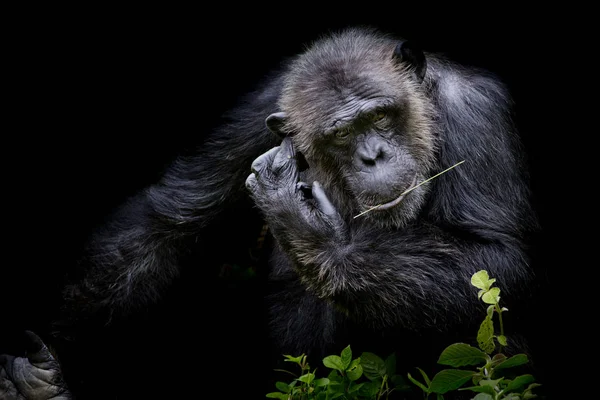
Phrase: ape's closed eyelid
[{"left": 334, "top": 128, "right": 351, "bottom": 139}]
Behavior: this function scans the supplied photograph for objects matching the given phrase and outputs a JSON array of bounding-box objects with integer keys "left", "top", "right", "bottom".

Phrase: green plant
[
  {"left": 407, "top": 270, "right": 540, "bottom": 399},
  {"left": 266, "top": 270, "right": 540, "bottom": 399},
  {"left": 266, "top": 345, "right": 411, "bottom": 399}
]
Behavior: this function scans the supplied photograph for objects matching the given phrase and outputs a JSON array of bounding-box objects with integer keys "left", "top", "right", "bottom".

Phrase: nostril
[{"left": 362, "top": 158, "right": 376, "bottom": 167}]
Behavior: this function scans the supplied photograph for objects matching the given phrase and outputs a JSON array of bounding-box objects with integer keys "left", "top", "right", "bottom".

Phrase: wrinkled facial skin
[
  {"left": 278, "top": 41, "right": 437, "bottom": 228},
  {"left": 302, "top": 99, "right": 424, "bottom": 208}
]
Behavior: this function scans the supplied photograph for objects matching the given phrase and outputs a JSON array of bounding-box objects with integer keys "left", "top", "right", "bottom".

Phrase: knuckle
[
  {"left": 251, "top": 146, "right": 281, "bottom": 175},
  {"left": 245, "top": 174, "right": 258, "bottom": 190},
  {"left": 250, "top": 158, "right": 264, "bottom": 174}
]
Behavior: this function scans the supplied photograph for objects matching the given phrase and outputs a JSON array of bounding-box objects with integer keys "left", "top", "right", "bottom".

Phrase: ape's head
[{"left": 266, "top": 28, "right": 438, "bottom": 228}]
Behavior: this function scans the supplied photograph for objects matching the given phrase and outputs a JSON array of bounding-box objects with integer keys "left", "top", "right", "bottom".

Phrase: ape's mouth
[{"left": 370, "top": 176, "right": 418, "bottom": 211}]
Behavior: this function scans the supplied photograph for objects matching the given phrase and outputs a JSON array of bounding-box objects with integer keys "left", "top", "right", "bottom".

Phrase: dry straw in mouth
[{"left": 354, "top": 160, "right": 466, "bottom": 219}]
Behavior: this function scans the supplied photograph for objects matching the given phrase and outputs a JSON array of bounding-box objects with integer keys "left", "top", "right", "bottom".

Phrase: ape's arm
[{"left": 55, "top": 76, "right": 284, "bottom": 334}]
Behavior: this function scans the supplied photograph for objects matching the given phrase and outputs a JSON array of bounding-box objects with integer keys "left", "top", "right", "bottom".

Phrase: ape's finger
[
  {"left": 245, "top": 173, "right": 258, "bottom": 191},
  {"left": 0, "top": 375, "right": 18, "bottom": 399},
  {"left": 312, "top": 181, "right": 337, "bottom": 218},
  {"left": 271, "top": 137, "right": 296, "bottom": 172},
  {"left": 250, "top": 146, "right": 280, "bottom": 178},
  {"left": 280, "top": 136, "right": 295, "bottom": 157},
  {"left": 24, "top": 331, "right": 54, "bottom": 364},
  {"left": 270, "top": 139, "right": 299, "bottom": 188}
]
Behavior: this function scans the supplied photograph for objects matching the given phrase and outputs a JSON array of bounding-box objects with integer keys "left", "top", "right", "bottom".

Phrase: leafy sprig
[{"left": 267, "top": 270, "right": 540, "bottom": 399}]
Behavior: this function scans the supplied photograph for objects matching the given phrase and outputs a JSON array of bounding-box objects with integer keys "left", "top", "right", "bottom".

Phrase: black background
[{"left": 4, "top": 5, "right": 585, "bottom": 398}]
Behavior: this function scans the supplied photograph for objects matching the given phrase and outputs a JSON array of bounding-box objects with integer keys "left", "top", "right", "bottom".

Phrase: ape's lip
[{"left": 371, "top": 175, "right": 418, "bottom": 211}]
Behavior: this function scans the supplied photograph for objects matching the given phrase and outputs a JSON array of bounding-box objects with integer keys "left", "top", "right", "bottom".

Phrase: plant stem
[
  {"left": 496, "top": 305, "right": 504, "bottom": 336},
  {"left": 376, "top": 375, "right": 388, "bottom": 400},
  {"left": 273, "top": 369, "right": 298, "bottom": 378},
  {"left": 496, "top": 304, "right": 505, "bottom": 352}
]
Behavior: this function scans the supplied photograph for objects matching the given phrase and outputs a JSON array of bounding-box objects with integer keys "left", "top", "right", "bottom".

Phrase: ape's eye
[
  {"left": 373, "top": 110, "right": 387, "bottom": 122},
  {"left": 334, "top": 128, "right": 351, "bottom": 139}
]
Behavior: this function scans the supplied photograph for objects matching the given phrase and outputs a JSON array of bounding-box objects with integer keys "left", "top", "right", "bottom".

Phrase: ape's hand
[
  {"left": 246, "top": 137, "right": 344, "bottom": 236},
  {"left": 0, "top": 331, "right": 71, "bottom": 400}
]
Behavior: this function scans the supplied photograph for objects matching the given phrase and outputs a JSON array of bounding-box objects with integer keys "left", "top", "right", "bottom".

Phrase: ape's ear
[
  {"left": 392, "top": 41, "right": 427, "bottom": 84},
  {"left": 266, "top": 112, "right": 288, "bottom": 139}
]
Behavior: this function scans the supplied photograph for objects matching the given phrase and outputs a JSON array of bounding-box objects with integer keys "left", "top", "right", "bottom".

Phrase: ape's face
[{"left": 275, "top": 39, "right": 438, "bottom": 228}]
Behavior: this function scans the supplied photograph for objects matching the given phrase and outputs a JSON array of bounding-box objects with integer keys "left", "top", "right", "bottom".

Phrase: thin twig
[{"left": 353, "top": 160, "right": 466, "bottom": 219}]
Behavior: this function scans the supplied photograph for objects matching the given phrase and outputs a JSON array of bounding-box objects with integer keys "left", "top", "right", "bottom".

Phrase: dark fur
[
  {"left": 249, "top": 27, "right": 536, "bottom": 355},
  {"left": 2, "top": 27, "right": 538, "bottom": 399}
]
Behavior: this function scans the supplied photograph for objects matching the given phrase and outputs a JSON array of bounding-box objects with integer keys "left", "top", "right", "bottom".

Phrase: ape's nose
[{"left": 357, "top": 136, "right": 390, "bottom": 168}]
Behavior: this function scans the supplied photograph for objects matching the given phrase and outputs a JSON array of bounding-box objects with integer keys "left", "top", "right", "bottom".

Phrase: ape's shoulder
[{"left": 426, "top": 56, "right": 512, "bottom": 111}]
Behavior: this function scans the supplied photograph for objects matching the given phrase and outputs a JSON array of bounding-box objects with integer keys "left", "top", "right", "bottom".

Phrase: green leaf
[
  {"left": 486, "top": 305, "right": 495, "bottom": 318},
  {"left": 416, "top": 367, "right": 432, "bottom": 386},
  {"left": 526, "top": 383, "right": 542, "bottom": 391},
  {"left": 471, "top": 270, "right": 491, "bottom": 290},
  {"left": 348, "top": 382, "right": 364, "bottom": 393},
  {"left": 459, "top": 385, "right": 496, "bottom": 395},
  {"left": 523, "top": 382, "right": 542, "bottom": 399},
  {"left": 340, "top": 345, "right": 352, "bottom": 370},
  {"left": 407, "top": 372, "right": 430, "bottom": 393},
  {"left": 497, "top": 335, "right": 507, "bottom": 346},
  {"left": 437, "top": 343, "right": 487, "bottom": 367},
  {"left": 494, "top": 354, "right": 529, "bottom": 371},
  {"left": 391, "top": 374, "right": 411, "bottom": 391},
  {"left": 360, "top": 352, "right": 387, "bottom": 380},
  {"left": 429, "top": 369, "right": 476, "bottom": 394},
  {"left": 477, "top": 315, "right": 495, "bottom": 354},
  {"left": 471, "top": 372, "right": 484, "bottom": 386},
  {"left": 328, "top": 369, "right": 342, "bottom": 383},
  {"left": 490, "top": 353, "right": 507, "bottom": 367},
  {"left": 385, "top": 353, "right": 396, "bottom": 376},
  {"left": 478, "top": 289, "right": 485, "bottom": 299},
  {"left": 323, "top": 355, "right": 345, "bottom": 372},
  {"left": 347, "top": 363, "right": 363, "bottom": 382},
  {"left": 358, "top": 381, "right": 381, "bottom": 397},
  {"left": 482, "top": 287, "right": 501, "bottom": 305},
  {"left": 314, "top": 378, "right": 330, "bottom": 387},
  {"left": 283, "top": 354, "right": 304, "bottom": 364},
  {"left": 473, "top": 394, "right": 494, "bottom": 400},
  {"left": 298, "top": 373, "right": 315, "bottom": 384},
  {"left": 266, "top": 392, "right": 289, "bottom": 399},
  {"left": 348, "top": 358, "right": 361, "bottom": 371},
  {"left": 326, "top": 380, "right": 345, "bottom": 398},
  {"left": 275, "top": 382, "right": 291, "bottom": 393},
  {"left": 479, "top": 378, "right": 502, "bottom": 389},
  {"left": 504, "top": 374, "right": 535, "bottom": 393}
]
